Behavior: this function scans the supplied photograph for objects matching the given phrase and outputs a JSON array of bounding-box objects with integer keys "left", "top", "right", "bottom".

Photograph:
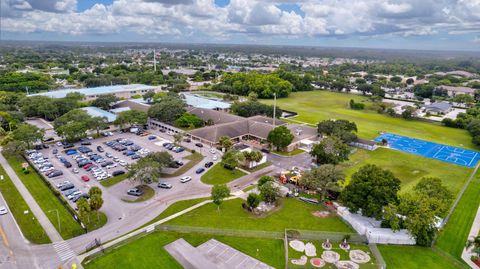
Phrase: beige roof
[
  {"left": 187, "top": 107, "right": 244, "bottom": 124},
  {"left": 437, "top": 85, "right": 475, "bottom": 94}
]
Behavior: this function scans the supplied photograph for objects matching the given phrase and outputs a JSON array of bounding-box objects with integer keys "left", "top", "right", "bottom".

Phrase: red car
[
  {"left": 83, "top": 163, "right": 93, "bottom": 169},
  {"left": 81, "top": 175, "right": 90, "bottom": 182}
]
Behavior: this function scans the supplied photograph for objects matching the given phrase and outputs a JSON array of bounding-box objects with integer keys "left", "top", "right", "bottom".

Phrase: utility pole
[
  {"left": 25, "top": 86, "right": 29, "bottom": 95},
  {"left": 153, "top": 49, "right": 157, "bottom": 72},
  {"left": 273, "top": 92, "right": 276, "bottom": 128}
]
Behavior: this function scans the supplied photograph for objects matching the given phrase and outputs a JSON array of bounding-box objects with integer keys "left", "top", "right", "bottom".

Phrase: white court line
[{"left": 468, "top": 152, "right": 479, "bottom": 167}]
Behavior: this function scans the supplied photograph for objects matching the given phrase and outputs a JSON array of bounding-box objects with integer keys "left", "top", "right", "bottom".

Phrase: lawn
[
  {"left": 83, "top": 231, "right": 285, "bottom": 269},
  {"left": 245, "top": 161, "right": 272, "bottom": 172},
  {"left": 167, "top": 198, "right": 353, "bottom": 233},
  {"left": 84, "top": 211, "right": 108, "bottom": 233},
  {"left": 99, "top": 173, "right": 128, "bottom": 187},
  {"left": 436, "top": 171, "right": 480, "bottom": 260},
  {"left": 161, "top": 152, "right": 204, "bottom": 178},
  {"left": 262, "top": 91, "right": 475, "bottom": 149},
  {"left": 379, "top": 245, "right": 461, "bottom": 269},
  {"left": 122, "top": 185, "right": 154, "bottom": 203},
  {"left": 272, "top": 148, "right": 305, "bottom": 156},
  {"left": 200, "top": 163, "right": 247, "bottom": 185},
  {"left": 143, "top": 197, "right": 210, "bottom": 227},
  {"left": 6, "top": 155, "right": 85, "bottom": 239},
  {"left": 341, "top": 148, "right": 472, "bottom": 194},
  {"left": 0, "top": 164, "right": 51, "bottom": 244}
]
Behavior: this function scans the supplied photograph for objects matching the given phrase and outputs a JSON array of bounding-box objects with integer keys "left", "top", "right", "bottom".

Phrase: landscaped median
[
  {"left": 200, "top": 163, "right": 247, "bottom": 185},
  {"left": 0, "top": 164, "right": 51, "bottom": 244},
  {"left": 6, "top": 154, "right": 107, "bottom": 239},
  {"left": 161, "top": 152, "right": 204, "bottom": 178},
  {"left": 100, "top": 173, "right": 128, "bottom": 187},
  {"left": 272, "top": 148, "right": 305, "bottom": 157}
]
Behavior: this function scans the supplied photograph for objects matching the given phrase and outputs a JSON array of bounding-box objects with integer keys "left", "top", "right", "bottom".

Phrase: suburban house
[
  {"left": 436, "top": 85, "right": 476, "bottom": 97},
  {"left": 424, "top": 102, "right": 453, "bottom": 115}
]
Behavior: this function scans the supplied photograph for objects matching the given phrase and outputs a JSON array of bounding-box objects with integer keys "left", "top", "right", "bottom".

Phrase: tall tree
[
  {"left": 341, "top": 164, "right": 401, "bottom": 219},
  {"left": 114, "top": 109, "right": 148, "bottom": 129},
  {"left": 258, "top": 181, "right": 280, "bottom": 204},
  {"left": 267, "top": 126, "right": 294, "bottom": 151},
  {"left": 219, "top": 136, "right": 233, "bottom": 151},
  {"left": 300, "top": 164, "right": 344, "bottom": 201},
  {"left": 89, "top": 116, "right": 109, "bottom": 137},
  {"left": 127, "top": 152, "right": 173, "bottom": 184},
  {"left": 221, "top": 149, "right": 245, "bottom": 170},
  {"left": 148, "top": 95, "right": 186, "bottom": 123},
  {"left": 91, "top": 94, "right": 119, "bottom": 110},
  {"left": 12, "top": 123, "right": 44, "bottom": 148},
  {"left": 77, "top": 197, "right": 91, "bottom": 224},
  {"left": 211, "top": 184, "right": 230, "bottom": 211},
  {"left": 88, "top": 187, "right": 104, "bottom": 220},
  {"left": 310, "top": 136, "right": 350, "bottom": 165},
  {"left": 317, "top": 119, "right": 357, "bottom": 143}
]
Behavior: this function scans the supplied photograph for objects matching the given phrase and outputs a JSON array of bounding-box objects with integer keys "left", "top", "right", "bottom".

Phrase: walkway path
[
  {"left": 0, "top": 153, "right": 62, "bottom": 242},
  {"left": 462, "top": 206, "right": 480, "bottom": 268}
]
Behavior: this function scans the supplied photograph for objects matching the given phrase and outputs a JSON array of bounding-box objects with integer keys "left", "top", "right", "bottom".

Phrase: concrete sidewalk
[
  {"left": 0, "top": 153, "right": 62, "bottom": 242},
  {"left": 462, "top": 206, "right": 480, "bottom": 268}
]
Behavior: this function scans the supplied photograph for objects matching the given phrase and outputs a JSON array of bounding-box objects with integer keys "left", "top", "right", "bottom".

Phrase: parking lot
[{"left": 27, "top": 129, "right": 220, "bottom": 213}]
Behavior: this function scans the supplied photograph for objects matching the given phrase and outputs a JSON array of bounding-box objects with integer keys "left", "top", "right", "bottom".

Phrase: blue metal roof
[
  {"left": 81, "top": 107, "right": 117, "bottom": 122},
  {"left": 29, "top": 84, "right": 156, "bottom": 99},
  {"left": 182, "top": 93, "right": 231, "bottom": 110}
]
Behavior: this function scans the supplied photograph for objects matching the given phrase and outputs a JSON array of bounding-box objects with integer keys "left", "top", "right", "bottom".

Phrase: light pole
[{"left": 48, "top": 209, "right": 60, "bottom": 233}]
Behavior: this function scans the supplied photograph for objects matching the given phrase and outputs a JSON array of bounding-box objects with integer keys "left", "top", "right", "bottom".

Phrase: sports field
[{"left": 262, "top": 91, "right": 475, "bottom": 149}]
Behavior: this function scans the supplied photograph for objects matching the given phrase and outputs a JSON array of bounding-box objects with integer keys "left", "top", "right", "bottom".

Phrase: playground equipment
[{"left": 279, "top": 170, "right": 302, "bottom": 184}]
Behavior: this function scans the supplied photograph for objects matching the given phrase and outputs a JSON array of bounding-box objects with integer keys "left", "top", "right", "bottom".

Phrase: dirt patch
[{"left": 312, "top": 211, "right": 331, "bottom": 218}]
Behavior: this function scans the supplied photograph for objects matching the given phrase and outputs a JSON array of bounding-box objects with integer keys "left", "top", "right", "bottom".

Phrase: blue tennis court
[{"left": 374, "top": 133, "right": 480, "bottom": 168}]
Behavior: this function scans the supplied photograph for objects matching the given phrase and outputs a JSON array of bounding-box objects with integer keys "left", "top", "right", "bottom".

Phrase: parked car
[
  {"left": 53, "top": 149, "right": 58, "bottom": 154},
  {"left": 181, "top": 176, "right": 193, "bottom": 182},
  {"left": 148, "top": 136, "right": 156, "bottom": 140},
  {"left": 261, "top": 148, "right": 270, "bottom": 154},
  {"left": 81, "top": 141, "right": 92, "bottom": 145},
  {"left": 212, "top": 155, "right": 218, "bottom": 161},
  {"left": 112, "top": 170, "right": 125, "bottom": 176},
  {"left": 209, "top": 148, "right": 216, "bottom": 154},
  {"left": 63, "top": 143, "right": 74, "bottom": 149},
  {"left": 175, "top": 160, "right": 184, "bottom": 166},
  {"left": 196, "top": 168, "right": 205, "bottom": 174},
  {"left": 0, "top": 206, "right": 8, "bottom": 215},
  {"left": 72, "top": 168, "right": 79, "bottom": 174},
  {"left": 56, "top": 181, "right": 71, "bottom": 188},
  {"left": 183, "top": 138, "right": 191, "bottom": 143},
  {"left": 64, "top": 161, "right": 72, "bottom": 168},
  {"left": 97, "top": 146, "right": 104, "bottom": 152},
  {"left": 106, "top": 163, "right": 118, "bottom": 169},
  {"left": 48, "top": 170, "right": 63, "bottom": 178},
  {"left": 60, "top": 183, "right": 75, "bottom": 191},
  {"left": 195, "top": 143, "right": 203, "bottom": 148},
  {"left": 73, "top": 193, "right": 90, "bottom": 203},
  {"left": 81, "top": 175, "right": 90, "bottom": 182},
  {"left": 158, "top": 182, "right": 173, "bottom": 189},
  {"left": 205, "top": 162, "right": 214, "bottom": 168},
  {"left": 64, "top": 188, "right": 79, "bottom": 196},
  {"left": 67, "top": 191, "right": 82, "bottom": 200},
  {"left": 127, "top": 188, "right": 143, "bottom": 196},
  {"left": 106, "top": 152, "right": 113, "bottom": 158}
]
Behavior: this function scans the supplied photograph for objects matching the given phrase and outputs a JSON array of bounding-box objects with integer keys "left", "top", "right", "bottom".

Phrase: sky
[{"left": 1, "top": 0, "right": 480, "bottom": 51}]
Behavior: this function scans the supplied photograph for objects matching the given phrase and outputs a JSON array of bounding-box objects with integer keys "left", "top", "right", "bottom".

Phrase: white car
[
  {"left": 56, "top": 142, "right": 63, "bottom": 147},
  {"left": 56, "top": 181, "right": 71, "bottom": 188},
  {"left": 210, "top": 148, "right": 216, "bottom": 154},
  {"left": 113, "top": 157, "right": 120, "bottom": 162},
  {"left": 119, "top": 160, "right": 127, "bottom": 166},
  {"left": 68, "top": 191, "right": 82, "bottom": 200},
  {"left": 180, "top": 176, "right": 192, "bottom": 183},
  {"left": 106, "top": 164, "right": 118, "bottom": 169},
  {"left": 0, "top": 206, "right": 8, "bottom": 215},
  {"left": 212, "top": 155, "right": 218, "bottom": 161},
  {"left": 72, "top": 168, "right": 79, "bottom": 174}
]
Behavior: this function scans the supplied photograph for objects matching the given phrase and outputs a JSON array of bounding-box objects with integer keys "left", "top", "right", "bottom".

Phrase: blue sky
[{"left": 1, "top": 0, "right": 479, "bottom": 51}]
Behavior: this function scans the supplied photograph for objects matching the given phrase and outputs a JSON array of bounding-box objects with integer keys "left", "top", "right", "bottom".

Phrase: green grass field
[
  {"left": 6, "top": 155, "right": 85, "bottom": 239},
  {"left": 436, "top": 171, "right": 480, "bottom": 260},
  {"left": 379, "top": 245, "right": 460, "bottom": 269},
  {"left": 122, "top": 185, "right": 154, "bottom": 203},
  {"left": 167, "top": 198, "right": 353, "bottom": 233},
  {"left": 161, "top": 152, "right": 204, "bottom": 178},
  {"left": 83, "top": 232, "right": 285, "bottom": 269},
  {"left": 200, "top": 163, "right": 247, "bottom": 185},
  {"left": 100, "top": 173, "right": 128, "bottom": 187},
  {"left": 0, "top": 164, "right": 51, "bottom": 244},
  {"left": 272, "top": 148, "right": 305, "bottom": 156},
  {"left": 262, "top": 91, "right": 475, "bottom": 149},
  {"left": 143, "top": 197, "right": 209, "bottom": 227},
  {"left": 341, "top": 148, "right": 471, "bottom": 193}
]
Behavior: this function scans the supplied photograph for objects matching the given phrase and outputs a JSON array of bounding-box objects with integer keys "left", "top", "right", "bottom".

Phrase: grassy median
[
  {"left": 0, "top": 163, "right": 51, "bottom": 244},
  {"left": 200, "top": 163, "right": 247, "bottom": 185}
]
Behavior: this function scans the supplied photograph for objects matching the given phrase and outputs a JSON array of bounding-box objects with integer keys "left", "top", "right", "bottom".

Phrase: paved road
[
  {"left": 267, "top": 151, "right": 313, "bottom": 171},
  {"left": 0, "top": 129, "right": 280, "bottom": 268}
]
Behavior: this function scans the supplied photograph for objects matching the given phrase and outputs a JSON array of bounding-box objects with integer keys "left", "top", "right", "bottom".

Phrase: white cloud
[{"left": 1, "top": 0, "right": 479, "bottom": 43}]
